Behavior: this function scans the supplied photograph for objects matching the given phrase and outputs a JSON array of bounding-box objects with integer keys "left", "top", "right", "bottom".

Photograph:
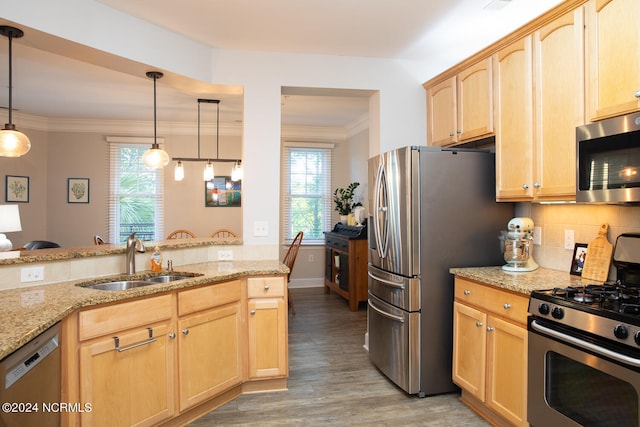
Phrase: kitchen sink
[
  {"left": 145, "top": 275, "right": 193, "bottom": 283},
  {"left": 83, "top": 280, "right": 156, "bottom": 291}
]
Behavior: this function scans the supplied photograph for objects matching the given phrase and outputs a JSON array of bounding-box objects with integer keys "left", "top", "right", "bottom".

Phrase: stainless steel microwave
[{"left": 576, "top": 112, "right": 640, "bottom": 203}]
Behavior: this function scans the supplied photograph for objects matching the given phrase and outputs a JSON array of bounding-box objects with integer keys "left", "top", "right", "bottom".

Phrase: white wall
[{"left": 2, "top": 0, "right": 427, "bottom": 257}]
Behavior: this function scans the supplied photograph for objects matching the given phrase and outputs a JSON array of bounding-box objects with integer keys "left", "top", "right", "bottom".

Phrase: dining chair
[
  {"left": 93, "top": 235, "right": 105, "bottom": 245},
  {"left": 210, "top": 229, "right": 238, "bottom": 238},
  {"left": 282, "top": 231, "right": 303, "bottom": 315},
  {"left": 166, "top": 229, "right": 197, "bottom": 239}
]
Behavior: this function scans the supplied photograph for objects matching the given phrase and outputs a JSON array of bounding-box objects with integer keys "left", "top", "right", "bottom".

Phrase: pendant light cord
[
  {"left": 7, "top": 30, "right": 13, "bottom": 125},
  {"left": 153, "top": 73, "right": 158, "bottom": 147}
]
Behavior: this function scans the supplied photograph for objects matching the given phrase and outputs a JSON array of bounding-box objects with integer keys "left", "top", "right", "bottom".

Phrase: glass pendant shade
[
  {"left": 0, "top": 125, "right": 31, "bottom": 157},
  {"left": 231, "top": 162, "right": 243, "bottom": 181},
  {"left": 142, "top": 144, "right": 170, "bottom": 169},
  {"left": 174, "top": 161, "right": 184, "bottom": 181},
  {"left": 203, "top": 162, "right": 214, "bottom": 181}
]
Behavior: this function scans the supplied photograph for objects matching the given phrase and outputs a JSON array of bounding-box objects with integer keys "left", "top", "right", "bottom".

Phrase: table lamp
[{"left": 0, "top": 204, "right": 22, "bottom": 258}]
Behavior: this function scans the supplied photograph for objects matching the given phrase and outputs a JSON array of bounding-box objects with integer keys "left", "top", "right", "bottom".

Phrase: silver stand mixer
[{"left": 500, "top": 217, "right": 539, "bottom": 272}]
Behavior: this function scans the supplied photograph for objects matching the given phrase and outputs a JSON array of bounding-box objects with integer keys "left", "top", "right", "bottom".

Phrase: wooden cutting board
[{"left": 581, "top": 223, "right": 613, "bottom": 282}]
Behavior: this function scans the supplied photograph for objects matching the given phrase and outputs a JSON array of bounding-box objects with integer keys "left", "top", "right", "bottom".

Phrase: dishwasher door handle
[{"left": 113, "top": 327, "right": 157, "bottom": 352}]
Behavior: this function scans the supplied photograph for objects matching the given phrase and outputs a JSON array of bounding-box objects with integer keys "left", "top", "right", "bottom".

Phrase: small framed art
[
  {"left": 5, "top": 175, "right": 29, "bottom": 203},
  {"left": 570, "top": 243, "right": 588, "bottom": 276},
  {"left": 68, "top": 178, "right": 90, "bottom": 203},
  {"left": 205, "top": 176, "right": 241, "bottom": 207}
]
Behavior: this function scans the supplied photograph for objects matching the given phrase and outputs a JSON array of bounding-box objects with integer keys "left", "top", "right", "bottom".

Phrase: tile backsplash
[{"left": 514, "top": 203, "right": 640, "bottom": 280}]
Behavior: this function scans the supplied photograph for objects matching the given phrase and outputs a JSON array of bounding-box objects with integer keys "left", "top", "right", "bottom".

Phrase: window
[
  {"left": 108, "top": 139, "right": 164, "bottom": 244},
  {"left": 282, "top": 144, "right": 333, "bottom": 244}
]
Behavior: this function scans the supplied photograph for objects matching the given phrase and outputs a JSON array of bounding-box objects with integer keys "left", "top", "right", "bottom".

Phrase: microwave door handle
[{"left": 531, "top": 320, "right": 640, "bottom": 368}]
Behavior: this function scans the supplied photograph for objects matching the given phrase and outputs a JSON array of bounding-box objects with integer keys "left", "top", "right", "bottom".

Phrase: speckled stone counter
[
  {"left": 0, "top": 259, "right": 287, "bottom": 360},
  {"left": 450, "top": 266, "right": 593, "bottom": 296}
]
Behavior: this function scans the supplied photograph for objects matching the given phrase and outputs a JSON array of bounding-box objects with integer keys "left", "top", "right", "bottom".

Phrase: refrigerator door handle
[
  {"left": 373, "top": 160, "right": 389, "bottom": 259},
  {"left": 368, "top": 299, "right": 405, "bottom": 323},
  {"left": 367, "top": 271, "right": 405, "bottom": 290}
]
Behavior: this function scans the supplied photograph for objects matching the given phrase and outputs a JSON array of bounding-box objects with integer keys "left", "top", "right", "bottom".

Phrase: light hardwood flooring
[{"left": 189, "top": 287, "right": 490, "bottom": 426}]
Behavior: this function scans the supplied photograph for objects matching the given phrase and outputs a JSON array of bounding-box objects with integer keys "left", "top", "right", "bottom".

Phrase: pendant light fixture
[
  {"left": 0, "top": 26, "right": 30, "bottom": 157},
  {"left": 141, "top": 71, "right": 170, "bottom": 169},
  {"left": 172, "top": 98, "right": 242, "bottom": 181}
]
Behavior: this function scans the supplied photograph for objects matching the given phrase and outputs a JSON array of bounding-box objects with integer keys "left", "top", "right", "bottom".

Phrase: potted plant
[{"left": 333, "top": 182, "right": 359, "bottom": 224}]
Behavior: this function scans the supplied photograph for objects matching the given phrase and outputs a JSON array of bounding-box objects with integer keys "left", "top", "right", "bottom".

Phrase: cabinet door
[
  {"left": 427, "top": 76, "right": 457, "bottom": 146},
  {"left": 586, "top": 0, "right": 640, "bottom": 121},
  {"left": 247, "top": 298, "right": 288, "bottom": 378},
  {"left": 495, "top": 36, "right": 534, "bottom": 201},
  {"left": 177, "top": 302, "right": 243, "bottom": 411},
  {"left": 79, "top": 323, "right": 174, "bottom": 427},
  {"left": 486, "top": 315, "right": 528, "bottom": 427},
  {"left": 458, "top": 58, "right": 494, "bottom": 142},
  {"left": 533, "top": 8, "right": 584, "bottom": 200},
  {"left": 452, "top": 302, "right": 487, "bottom": 401}
]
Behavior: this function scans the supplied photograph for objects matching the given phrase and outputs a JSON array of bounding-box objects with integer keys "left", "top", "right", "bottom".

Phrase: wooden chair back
[
  {"left": 283, "top": 231, "right": 303, "bottom": 314},
  {"left": 166, "top": 229, "right": 197, "bottom": 239},
  {"left": 93, "top": 235, "right": 105, "bottom": 245},
  {"left": 210, "top": 229, "right": 238, "bottom": 238}
]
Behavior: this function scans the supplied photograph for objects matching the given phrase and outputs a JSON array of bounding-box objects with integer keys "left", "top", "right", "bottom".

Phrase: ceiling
[{"left": 0, "top": 0, "right": 563, "bottom": 129}]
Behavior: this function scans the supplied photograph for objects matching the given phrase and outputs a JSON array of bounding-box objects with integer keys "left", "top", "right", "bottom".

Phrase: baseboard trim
[{"left": 288, "top": 278, "right": 324, "bottom": 288}]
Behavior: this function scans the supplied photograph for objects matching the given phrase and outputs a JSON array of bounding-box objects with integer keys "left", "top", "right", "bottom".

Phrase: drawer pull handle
[
  {"left": 264, "top": 285, "right": 270, "bottom": 291},
  {"left": 114, "top": 327, "right": 157, "bottom": 352},
  {"left": 503, "top": 303, "right": 511, "bottom": 309},
  {"left": 464, "top": 290, "right": 471, "bottom": 295},
  {"left": 475, "top": 322, "right": 483, "bottom": 327},
  {"left": 250, "top": 310, "right": 256, "bottom": 315},
  {"left": 182, "top": 329, "right": 189, "bottom": 335}
]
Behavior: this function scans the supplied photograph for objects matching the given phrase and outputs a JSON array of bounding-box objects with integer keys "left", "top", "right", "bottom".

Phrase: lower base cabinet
[
  {"left": 65, "top": 275, "right": 288, "bottom": 426},
  {"left": 452, "top": 277, "right": 528, "bottom": 427}
]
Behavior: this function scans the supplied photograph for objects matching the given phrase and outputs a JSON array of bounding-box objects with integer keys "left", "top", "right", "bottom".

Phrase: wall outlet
[
  {"left": 308, "top": 254, "right": 315, "bottom": 263},
  {"left": 564, "top": 229, "right": 575, "bottom": 250},
  {"left": 217, "top": 250, "right": 233, "bottom": 261},
  {"left": 253, "top": 221, "right": 269, "bottom": 236},
  {"left": 533, "top": 226, "right": 542, "bottom": 245},
  {"left": 21, "top": 266, "right": 45, "bottom": 283}
]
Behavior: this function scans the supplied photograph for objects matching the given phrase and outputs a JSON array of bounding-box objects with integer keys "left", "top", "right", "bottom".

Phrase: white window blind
[
  {"left": 282, "top": 144, "right": 333, "bottom": 244},
  {"left": 107, "top": 138, "right": 164, "bottom": 244}
]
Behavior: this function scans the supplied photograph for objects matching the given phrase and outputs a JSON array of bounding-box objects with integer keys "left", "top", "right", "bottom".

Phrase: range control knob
[
  {"left": 634, "top": 331, "right": 640, "bottom": 346},
  {"left": 551, "top": 307, "right": 564, "bottom": 319},
  {"left": 614, "top": 325, "right": 629, "bottom": 340},
  {"left": 538, "top": 303, "right": 550, "bottom": 315}
]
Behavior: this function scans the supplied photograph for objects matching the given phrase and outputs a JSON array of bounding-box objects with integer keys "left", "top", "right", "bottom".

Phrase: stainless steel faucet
[{"left": 125, "top": 232, "right": 145, "bottom": 274}]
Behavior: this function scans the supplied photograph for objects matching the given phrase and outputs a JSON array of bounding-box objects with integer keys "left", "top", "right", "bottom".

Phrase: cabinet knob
[
  {"left": 264, "top": 285, "right": 270, "bottom": 291},
  {"left": 487, "top": 326, "right": 494, "bottom": 332},
  {"left": 449, "top": 132, "right": 455, "bottom": 137},
  {"left": 522, "top": 183, "right": 529, "bottom": 190},
  {"left": 250, "top": 310, "right": 256, "bottom": 315},
  {"left": 635, "top": 90, "right": 640, "bottom": 99},
  {"left": 182, "top": 329, "right": 189, "bottom": 335},
  {"left": 168, "top": 333, "right": 176, "bottom": 339},
  {"left": 475, "top": 321, "right": 483, "bottom": 327},
  {"left": 464, "top": 289, "right": 471, "bottom": 295},
  {"left": 533, "top": 182, "right": 541, "bottom": 188},
  {"left": 456, "top": 129, "right": 462, "bottom": 134},
  {"left": 503, "top": 303, "right": 511, "bottom": 309}
]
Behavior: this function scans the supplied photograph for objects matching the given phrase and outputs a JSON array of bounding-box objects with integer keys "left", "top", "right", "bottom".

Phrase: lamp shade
[
  {"left": 174, "top": 161, "right": 184, "bottom": 181},
  {"left": 0, "top": 126, "right": 31, "bottom": 157},
  {"left": 0, "top": 204, "right": 22, "bottom": 233},
  {"left": 142, "top": 145, "right": 170, "bottom": 169}
]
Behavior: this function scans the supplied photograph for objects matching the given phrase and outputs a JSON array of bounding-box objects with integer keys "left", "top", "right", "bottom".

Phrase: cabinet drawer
[
  {"left": 325, "top": 236, "right": 349, "bottom": 252},
  {"left": 79, "top": 294, "right": 173, "bottom": 341},
  {"left": 455, "top": 278, "right": 529, "bottom": 325},
  {"left": 178, "top": 280, "right": 242, "bottom": 316},
  {"left": 247, "top": 276, "right": 285, "bottom": 298}
]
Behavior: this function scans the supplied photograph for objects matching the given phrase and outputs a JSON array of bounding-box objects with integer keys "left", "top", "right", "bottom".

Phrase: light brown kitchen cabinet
[
  {"left": 176, "top": 280, "right": 243, "bottom": 411},
  {"left": 77, "top": 294, "right": 176, "bottom": 427},
  {"left": 426, "top": 58, "right": 494, "bottom": 146},
  {"left": 247, "top": 276, "right": 288, "bottom": 379},
  {"left": 453, "top": 277, "right": 529, "bottom": 427},
  {"left": 585, "top": 0, "right": 640, "bottom": 121}
]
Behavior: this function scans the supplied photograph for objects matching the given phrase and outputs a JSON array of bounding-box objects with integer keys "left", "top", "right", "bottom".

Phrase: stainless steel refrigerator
[{"left": 367, "top": 146, "right": 513, "bottom": 397}]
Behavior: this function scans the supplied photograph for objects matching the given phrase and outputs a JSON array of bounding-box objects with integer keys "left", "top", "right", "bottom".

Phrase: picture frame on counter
[
  {"left": 67, "top": 178, "right": 90, "bottom": 204},
  {"left": 570, "top": 243, "right": 588, "bottom": 276},
  {"left": 5, "top": 175, "right": 29, "bottom": 203}
]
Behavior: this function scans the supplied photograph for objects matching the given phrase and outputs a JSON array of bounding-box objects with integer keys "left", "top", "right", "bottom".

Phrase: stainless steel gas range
[{"left": 527, "top": 234, "right": 640, "bottom": 427}]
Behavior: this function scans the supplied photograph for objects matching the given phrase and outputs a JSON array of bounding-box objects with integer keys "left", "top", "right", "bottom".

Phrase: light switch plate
[
  {"left": 533, "top": 227, "right": 542, "bottom": 245},
  {"left": 564, "top": 230, "right": 575, "bottom": 250}
]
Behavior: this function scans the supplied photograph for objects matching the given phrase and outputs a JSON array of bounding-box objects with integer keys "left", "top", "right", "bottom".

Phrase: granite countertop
[
  {"left": 0, "top": 260, "right": 287, "bottom": 361},
  {"left": 450, "top": 266, "right": 593, "bottom": 296}
]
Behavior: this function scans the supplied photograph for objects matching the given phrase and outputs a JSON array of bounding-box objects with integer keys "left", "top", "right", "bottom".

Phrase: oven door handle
[{"left": 531, "top": 319, "right": 640, "bottom": 368}]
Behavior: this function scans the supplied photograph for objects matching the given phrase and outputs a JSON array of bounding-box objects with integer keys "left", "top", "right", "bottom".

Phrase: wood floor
[{"left": 189, "top": 287, "right": 490, "bottom": 426}]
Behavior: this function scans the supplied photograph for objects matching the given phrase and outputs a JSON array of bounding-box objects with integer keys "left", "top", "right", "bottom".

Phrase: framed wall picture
[
  {"left": 205, "top": 176, "right": 241, "bottom": 207},
  {"left": 570, "top": 243, "right": 588, "bottom": 276},
  {"left": 5, "top": 175, "right": 29, "bottom": 203},
  {"left": 68, "top": 178, "right": 90, "bottom": 203}
]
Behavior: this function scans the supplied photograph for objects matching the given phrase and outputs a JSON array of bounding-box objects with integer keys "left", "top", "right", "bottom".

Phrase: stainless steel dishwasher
[{"left": 0, "top": 322, "right": 61, "bottom": 427}]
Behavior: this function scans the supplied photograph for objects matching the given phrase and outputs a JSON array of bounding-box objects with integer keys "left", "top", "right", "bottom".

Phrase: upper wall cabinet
[
  {"left": 585, "top": 0, "right": 640, "bottom": 121},
  {"left": 426, "top": 58, "right": 494, "bottom": 146}
]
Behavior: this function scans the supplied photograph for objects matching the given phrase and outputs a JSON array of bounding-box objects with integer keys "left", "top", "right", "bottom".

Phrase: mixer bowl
[{"left": 502, "top": 238, "right": 531, "bottom": 266}]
